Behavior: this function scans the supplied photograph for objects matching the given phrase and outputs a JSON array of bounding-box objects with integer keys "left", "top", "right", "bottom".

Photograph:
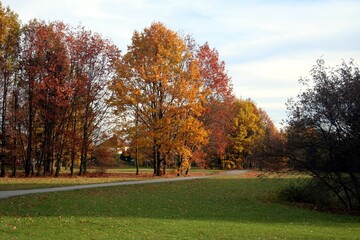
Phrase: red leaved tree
[
  {"left": 67, "top": 26, "right": 120, "bottom": 176},
  {"left": 19, "top": 20, "right": 72, "bottom": 176},
  {"left": 196, "top": 42, "right": 234, "bottom": 168}
]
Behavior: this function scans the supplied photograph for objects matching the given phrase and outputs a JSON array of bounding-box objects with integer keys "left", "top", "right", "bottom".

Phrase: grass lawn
[{"left": 0, "top": 175, "right": 359, "bottom": 239}]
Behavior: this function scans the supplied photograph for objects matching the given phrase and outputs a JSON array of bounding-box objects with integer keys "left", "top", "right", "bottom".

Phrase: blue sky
[{"left": 3, "top": 0, "right": 360, "bottom": 129}]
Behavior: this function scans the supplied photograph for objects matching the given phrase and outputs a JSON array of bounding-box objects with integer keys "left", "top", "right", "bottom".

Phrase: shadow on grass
[{"left": 0, "top": 178, "right": 359, "bottom": 225}]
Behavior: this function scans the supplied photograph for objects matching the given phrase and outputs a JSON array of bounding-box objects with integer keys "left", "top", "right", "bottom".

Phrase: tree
[
  {"left": 196, "top": 43, "right": 234, "bottom": 168},
  {"left": 13, "top": 19, "right": 120, "bottom": 177},
  {"left": 18, "top": 20, "right": 73, "bottom": 176},
  {"left": 110, "top": 22, "right": 207, "bottom": 176},
  {"left": 19, "top": 19, "right": 44, "bottom": 176},
  {"left": 0, "top": 2, "right": 20, "bottom": 177},
  {"left": 33, "top": 21, "right": 71, "bottom": 176},
  {"left": 227, "top": 99, "right": 265, "bottom": 169},
  {"left": 286, "top": 59, "right": 360, "bottom": 211},
  {"left": 66, "top": 26, "right": 120, "bottom": 176},
  {"left": 250, "top": 109, "right": 287, "bottom": 170}
]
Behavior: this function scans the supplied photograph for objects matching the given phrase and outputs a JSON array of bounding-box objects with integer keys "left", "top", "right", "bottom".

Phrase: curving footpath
[{"left": 0, "top": 170, "right": 248, "bottom": 199}]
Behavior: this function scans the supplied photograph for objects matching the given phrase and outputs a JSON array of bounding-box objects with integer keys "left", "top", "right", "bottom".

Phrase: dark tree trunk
[
  {"left": 1, "top": 73, "right": 9, "bottom": 177},
  {"left": 12, "top": 89, "right": 19, "bottom": 177},
  {"left": 55, "top": 156, "right": 61, "bottom": 177},
  {"left": 156, "top": 149, "right": 161, "bottom": 176},
  {"left": 25, "top": 78, "right": 34, "bottom": 177},
  {"left": 79, "top": 128, "right": 88, "bottom": 176},
  {"left": 153, "top": 143, "right": 157, "bottom": 175},
  {"left": 70, "top": 112, "right": 77, "bottom": 176},
  {"left": 135, "top": 146, "right": 139, "bottom": 175},
  {"left": 12, "top": 138, "right": 16, "bottom": 177}
]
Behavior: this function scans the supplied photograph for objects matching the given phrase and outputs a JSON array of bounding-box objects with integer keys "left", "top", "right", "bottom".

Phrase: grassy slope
[{"left": 0, "top": 176, "right": 359, "bottom": 239}]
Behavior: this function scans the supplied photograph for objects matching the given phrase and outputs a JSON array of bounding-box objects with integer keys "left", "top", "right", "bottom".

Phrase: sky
[{"left": 2, "top": 0, "right": 360, "bottom": 129}]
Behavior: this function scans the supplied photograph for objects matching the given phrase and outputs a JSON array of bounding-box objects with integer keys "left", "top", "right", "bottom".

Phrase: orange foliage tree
[{"left": 110, "top": 22, "right": 207, "bottom": 176}]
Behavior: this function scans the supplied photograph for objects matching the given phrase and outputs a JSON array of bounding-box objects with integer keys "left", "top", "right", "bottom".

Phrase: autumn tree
[
  {"left": 17, "top": 20, "right": 71, "bottom": 176},
  {"left": 34, "top": 22, "right": 70, "bottom": 176},
  {"left": 250, "top": 109, "right": 287, "bottom": 170},
  {"left": 18, "top": 19, "right": 42, "bottom": 176},
  {"left": 110, "top": 22, "right": 207, "bottom": 176},
  {"left": 13, "top": 18, "right": 120, "bottom": 177},
  {"left": 0, "top": 2, "right": 20, "bottom": 177},
  {"left": 226, "top": 99, "right": 265, "bottom": 169},
  {"left": 196, "top": 42, "right": 234, "bottom": 168},
  {"left": 91, "top": 135, "right": 118, "bottom": 172},
  {"left": 67, "top": 26, "right": 120, "bottom": 176}
]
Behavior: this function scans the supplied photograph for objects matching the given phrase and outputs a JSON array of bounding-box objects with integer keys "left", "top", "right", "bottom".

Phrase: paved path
[
  {"left": 221, "top": 170, "right": 248, "bottom": 175},
  {"left": 0, "top": 170, "right": 248, "bottom": 199}
]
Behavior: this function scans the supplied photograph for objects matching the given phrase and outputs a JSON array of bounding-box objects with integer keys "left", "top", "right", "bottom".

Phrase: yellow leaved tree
[
  {"left": 227, "top": 99, "right": 265, "bottom": 169},
  {"left": 0, "top": 3, "right": 20, "bottom": 177}
]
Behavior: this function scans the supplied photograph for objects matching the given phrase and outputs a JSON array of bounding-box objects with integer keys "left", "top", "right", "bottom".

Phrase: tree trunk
[
  {"left": 70, "top": 111, "right": 77, "bottom": 176},
  {"left": 80, "top": 140, "right": 89, "bottom": 175},
  {"left": 36, "top": 147, "right": 42, "bottom": 177},
  {"left": 153, "top": 143, "right": 157, "bottom": 175},
  {"left": 135, "top": 111, "right": 139, "bottom": 175},
  {"left": 50, "top": 152, "right": 54, "bottom": 175},
  {"left": 25, "top": 79, "right": 34, "bottom": 177},
  {"left": 55, "top": 157, "right": 61, "bottom": 177},
  {"left": 156, "top": 149, "right": 161, "bottom": 176},
  {"left": 162, "top": 157, "right": 167, "bottom": 176},
  {"left": 43, "top": 121, "right": 54, "bottom": 176},
  {"left": 55, "top": 127, "right": 66, "bottom": 177},
  {"left": 79, "top": 102, "right": 90, "bottom": 176},
  {"left": 0, "top": 158, "right": 5, "bottom": 177},
  {"left": 12, "top": 89, "right": 19, "bottom": 177},
  {"left": 12, "top": 138, "right": 16, "bottom": 177},
  {"left": 135, "top": 143, "right": 139, "bottom": 176},
  {"left": 1, "top": 73, "right": 8, "bottom": 177},
  {"left": 79, "top": 128, "right": 89, "bottom": 176}
]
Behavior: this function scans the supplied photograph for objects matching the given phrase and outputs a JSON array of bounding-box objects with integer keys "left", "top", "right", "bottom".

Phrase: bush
[{"left": 279, "top": 178, "right": 343, "bottom": 210}]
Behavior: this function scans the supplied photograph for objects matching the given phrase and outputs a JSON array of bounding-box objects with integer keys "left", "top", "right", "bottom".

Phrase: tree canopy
[{"left": 286, "top": 59, "right": 360, "bottom": 210}]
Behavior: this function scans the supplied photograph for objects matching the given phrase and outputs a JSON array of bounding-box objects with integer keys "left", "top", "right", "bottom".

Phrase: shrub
[{"left": 279, "top": 178, "right": 346, "bottom": 210}]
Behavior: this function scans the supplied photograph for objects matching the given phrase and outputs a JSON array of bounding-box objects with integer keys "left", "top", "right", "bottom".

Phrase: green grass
[{"left": 0, "top": 176, "right": 359, "bottom": 239}]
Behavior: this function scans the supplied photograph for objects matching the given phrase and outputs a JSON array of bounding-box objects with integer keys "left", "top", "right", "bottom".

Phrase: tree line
[
  {"left": 0, "top": 2, "right": 283, "bottom": 177},
  {"left": 0, "top": 3, "right": 120, "bottom": 176}
]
